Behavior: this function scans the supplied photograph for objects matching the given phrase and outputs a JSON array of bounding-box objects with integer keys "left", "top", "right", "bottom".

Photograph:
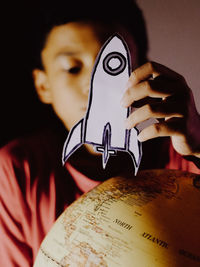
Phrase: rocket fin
[
  {"left": 127, "top": 127, "right": 142, "bottom": 175},
  {"left": 62, "top": 119, "right": 84, "bottom": 164}
]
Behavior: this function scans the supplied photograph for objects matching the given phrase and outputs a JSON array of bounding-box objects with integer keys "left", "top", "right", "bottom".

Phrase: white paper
[{"left": 62, "top": 34, "right": 142, "bottom": 175}]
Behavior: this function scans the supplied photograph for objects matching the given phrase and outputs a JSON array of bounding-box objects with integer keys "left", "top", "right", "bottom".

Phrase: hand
[{"left": 121, "top": 61, "right": 200, "bottom": 158}]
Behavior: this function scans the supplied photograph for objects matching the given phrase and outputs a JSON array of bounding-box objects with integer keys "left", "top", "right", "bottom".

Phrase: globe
[{"left": 34, "top": 170, "right": 200, "bottom": 267}]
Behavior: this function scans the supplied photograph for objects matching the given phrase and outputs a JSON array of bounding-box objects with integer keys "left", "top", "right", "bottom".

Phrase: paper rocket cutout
[{"left": 62, "top": 34, "right": 142, "bottom": 174}]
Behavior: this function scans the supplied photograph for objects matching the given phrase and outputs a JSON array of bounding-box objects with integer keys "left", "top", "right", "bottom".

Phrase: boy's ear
[{"left": 32, "top": 69, "right": 52, "bottom": 104}]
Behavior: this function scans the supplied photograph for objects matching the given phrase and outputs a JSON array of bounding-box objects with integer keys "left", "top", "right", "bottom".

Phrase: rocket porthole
[{"left": 103, "top": 52, "right": 126, "bottom": 76}]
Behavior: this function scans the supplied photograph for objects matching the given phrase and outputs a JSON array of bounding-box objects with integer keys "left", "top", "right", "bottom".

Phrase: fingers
[
  {"left": 120, "top": 61, "right": 200, "bottom": 157},
  {"left": 125, "top": 100, "right": 184, "bottom": 129},
  {"left": 137, "top": 118, "right": 185, "bottom": 142},
  {"left": 121, "top": 76, "right": 184, "bottom": 108},
  {"left": 121, "top": 61, "right": 187, "bottom": 108},
  {"left": 127, "top": 61, "right": 183, "bottom": 87}
]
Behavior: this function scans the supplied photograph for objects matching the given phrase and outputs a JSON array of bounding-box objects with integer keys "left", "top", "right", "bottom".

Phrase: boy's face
[
  {"left": 33, "top": 22, "right": 105, "bottom": 130},
  {"left": 33, "top": 22, "right": 137, "bottom": 132}
]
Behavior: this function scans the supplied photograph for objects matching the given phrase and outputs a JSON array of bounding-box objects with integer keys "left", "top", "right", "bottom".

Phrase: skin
[
  {"left": 33, "top": 22, "right": 102, "bottom": 130},
  {"left": 121, "top": 62, "right": 200, "bottom": 158},
  {"left": 33, "top": 22, "right": 200, "bottom": 179},
  {"left": 33, "top": 22, "right": 136, "bottom": 179}
]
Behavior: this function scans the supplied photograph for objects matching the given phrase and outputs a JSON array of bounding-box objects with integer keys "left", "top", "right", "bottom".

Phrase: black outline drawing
[
  {"left": 62, "top": 34, "right": 142, "bottom": 174},
  {"left": 103, "top": 52, "right": 127, "bottom": 76}
]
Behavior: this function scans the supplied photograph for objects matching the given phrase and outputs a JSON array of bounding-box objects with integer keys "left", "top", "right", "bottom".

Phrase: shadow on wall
[{"left": 138, "top": 0, "right": 200, "bottom": 113}]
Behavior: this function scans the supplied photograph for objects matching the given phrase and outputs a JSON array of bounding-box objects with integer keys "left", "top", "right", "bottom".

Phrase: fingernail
[
  {"left": 126, "top": 80, "right": 131, "bottom": 89},
  {"left": 137, "top": 133, "right": 144, "bottom": 142},
  {"left": 120, "top": 96, "right": 128, "bottom": 108},
  {"left": 124, "top": 118, "right": 131, "bottom": 129},
  {"left": 125, "top": 118, "right": 134, "bottom": 130}
]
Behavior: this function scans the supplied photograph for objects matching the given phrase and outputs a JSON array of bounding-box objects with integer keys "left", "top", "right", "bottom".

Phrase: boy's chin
[{"left": 68, "top": 144, "right": 134, "bottom": 181}]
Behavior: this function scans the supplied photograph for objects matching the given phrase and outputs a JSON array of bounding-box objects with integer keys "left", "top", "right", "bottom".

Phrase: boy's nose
[
  {"left": 82, "top": 62, "right": 95, "bottom": 95},
  {"left": 82, "top": 74, "right": 91, "bottom": 95}
]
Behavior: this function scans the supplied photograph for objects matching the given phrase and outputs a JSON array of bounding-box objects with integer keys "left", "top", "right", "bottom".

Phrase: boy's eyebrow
[{"left": 55, "top": 51, "right": 80, "bottom": 58}]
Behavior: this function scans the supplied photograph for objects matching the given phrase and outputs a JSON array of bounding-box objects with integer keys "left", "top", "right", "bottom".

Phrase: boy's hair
[{"left": 29, "top": 0, "right": 148, "bottom": 69}]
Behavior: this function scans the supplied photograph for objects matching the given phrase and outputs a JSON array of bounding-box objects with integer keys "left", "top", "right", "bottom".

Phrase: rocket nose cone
[
  {"left": 105, "top": 34, "right": 127, "bottom": 49},
  {"left": 94, "top": 33, "right": 131, "bottom": 78},
  {"left": 102, "top": 34, "right": 129, "bottom": 56}
]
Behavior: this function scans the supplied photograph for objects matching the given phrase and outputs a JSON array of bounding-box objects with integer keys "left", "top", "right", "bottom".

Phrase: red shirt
[{"left": 0, "top": 131, "right": 199, "bottom": 266}]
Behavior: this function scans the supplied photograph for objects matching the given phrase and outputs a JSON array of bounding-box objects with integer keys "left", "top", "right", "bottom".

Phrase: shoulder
[
  {"left": 0, "top": 129, "right": 68, "bottom": 198},
  {"left": 0, "top": 128, "right": 74, "bottom": 228},
  {"left": 0, "top": 128, "right": 63, "bottom": 168},
  {"left": 0, "top": 129, "right": 71, "bottom": 264}
]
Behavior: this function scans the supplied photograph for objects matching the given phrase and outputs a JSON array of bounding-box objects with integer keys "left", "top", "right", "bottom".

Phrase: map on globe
[{"left": 34, "top": 170, "right": 200, "bottom": 267}]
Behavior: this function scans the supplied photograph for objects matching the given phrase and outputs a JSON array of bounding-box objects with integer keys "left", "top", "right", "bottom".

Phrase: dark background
[{"left": 1, "top": 2, "right": 56, "bottom": 147}]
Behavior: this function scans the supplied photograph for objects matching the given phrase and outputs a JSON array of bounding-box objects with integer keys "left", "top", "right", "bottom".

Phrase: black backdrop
[{"left": 1, "top": 2, "right": 56, "bottom": 147}]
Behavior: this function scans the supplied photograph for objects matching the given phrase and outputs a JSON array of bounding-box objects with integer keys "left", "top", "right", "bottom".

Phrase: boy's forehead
[
  {"left": 46, "top": 22, "right": 103, "bottom": 44},
  {"left": 42, "top": 22, "right": 105, "bottom": 55},
  {"left": 41, "top": 21, "right": 138, "bottom": 68}
]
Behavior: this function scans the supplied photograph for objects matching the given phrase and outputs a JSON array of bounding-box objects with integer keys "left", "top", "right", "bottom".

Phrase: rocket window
[{"left": 103, "top": 52, "right": 126, "bottom": 76}]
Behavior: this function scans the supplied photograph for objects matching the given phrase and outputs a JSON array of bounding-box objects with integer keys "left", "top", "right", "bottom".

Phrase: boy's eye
[{"left": 67, "top": 66, "right": 81, "bottom": 74}]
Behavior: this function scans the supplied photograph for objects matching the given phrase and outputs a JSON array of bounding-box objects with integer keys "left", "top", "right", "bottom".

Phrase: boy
[{"left": 1, "top": 0, "right": 200, "bottom": 266}]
